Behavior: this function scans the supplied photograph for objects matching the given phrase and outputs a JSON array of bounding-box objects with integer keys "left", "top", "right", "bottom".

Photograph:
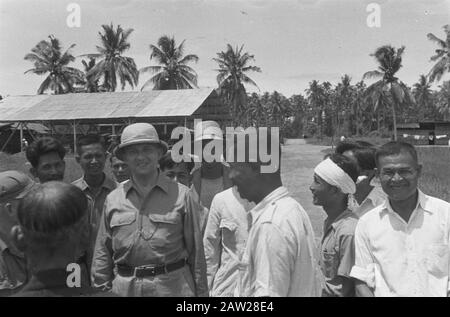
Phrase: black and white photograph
[{"left": 0, "top": 0, "right": 449, "bottom": 300}]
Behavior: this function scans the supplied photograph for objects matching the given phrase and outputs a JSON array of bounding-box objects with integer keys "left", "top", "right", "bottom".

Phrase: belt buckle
[{"left": 133, "top": 266, "right": 155, "bottom": 278}]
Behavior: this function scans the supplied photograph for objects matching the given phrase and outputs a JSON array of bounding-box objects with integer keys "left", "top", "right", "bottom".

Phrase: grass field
[
  {"left": 1, "top": 144, "right": 449, "bottom": 237},
  {"left": 416, "top": 146, "right": 450, "bottom": 202}
]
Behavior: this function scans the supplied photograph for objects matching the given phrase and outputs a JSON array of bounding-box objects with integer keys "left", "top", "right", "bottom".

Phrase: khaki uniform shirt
[
  {"left": 0, "top": 239, "right": 27, "bottom": 296},
  {"left": 72, "top": 173, "right": 117, "bottom": 235},
  {"left": 91, "top": 173, "right": 208, "bottom": 297},
  {"left": 320, "top": 209, "right": 358, "bottom": 297}
]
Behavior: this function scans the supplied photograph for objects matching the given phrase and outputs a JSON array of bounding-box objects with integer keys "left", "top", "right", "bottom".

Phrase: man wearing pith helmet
[{"left": 91, "top": 123, "right": 208, "bottom": 297}]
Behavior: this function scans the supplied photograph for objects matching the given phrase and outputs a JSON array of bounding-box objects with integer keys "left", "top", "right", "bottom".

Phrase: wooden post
[
  {"left": 0, "top": 124, "right": 18, "bottom": 152},
  {"left": 73, "top": 121, "right": 77, "bottom": 154},
  {"left": 20, "top": 122, "right": 24, "bottom": 152}
]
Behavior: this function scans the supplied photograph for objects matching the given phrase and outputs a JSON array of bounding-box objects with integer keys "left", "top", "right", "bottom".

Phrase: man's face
[
  {"left": 123, "top": 143, "right": 162, "bottom": 176},
  {"left": 33, "top": 152, "right": 65, "bottom": 183},
  {"left": 77, "top": 143, "right": 106, "bottom": 177},
  {"left": 377, "top": 151, "right": 421, "bottom": 202},
  {"left": 229, "top": 162, "right": 260, "bottom": 202},
  {"left": 309, "top": 173, "right": 334, "bottom": 207},
  {"left": 201, "top": 139, "right": 222, "bottom": 170},
  {"left": 111, "top": 156, "right": 130, "bottom": 183},
  {"left": 162, "top": 163, "right": 191, "bottom": 187}
]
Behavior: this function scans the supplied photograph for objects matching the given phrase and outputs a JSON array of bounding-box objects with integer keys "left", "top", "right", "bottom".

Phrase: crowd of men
[{"left": 0, "top": 120, "right": 449, "bottom": 297}]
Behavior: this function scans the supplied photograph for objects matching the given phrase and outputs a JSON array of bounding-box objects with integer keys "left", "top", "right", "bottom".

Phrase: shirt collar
[
  {"left": 380, "top": 189, "right": 433, "bottom": 216},
  {"left": 76, "top": 173, "right": 116, "bottom": 192},
  {"left": 0, "top": 237, "right": 8, "bottom": 253},
  {"left": 0, "top": 237, "right": 25, "bottom": 258},
  {"left": 124, "top": 171, "right": 170, "bottom": 195},
  {"left": 249, "top": 186, "right": 289, "bottom": 225},
  {"left": 365, "top": 185, "right": 386, "bottom": 205},
  {"left": 324, "top": 209, "right": 355, "bottom": 233}
]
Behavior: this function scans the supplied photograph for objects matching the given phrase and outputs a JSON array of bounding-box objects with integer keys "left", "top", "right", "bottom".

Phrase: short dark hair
[
  {"left": 159, "top": 152, "right": 194, "bottom": 173},
  {"left": 328, "top": 153, "right": 359, "bottom": 183},
  {"left": 335, "top": 140, "right": 361, "bottom": 155},
  {"left": 375, "top": 141, "right": 418, "bottom": 167},
  {"left": 76, "top": 134, "right": 105, "bottom": 156},
  {"left": 336, "top": 140, "right": 376, "bottom": 171},
  {"left": 18, "top": 182, "right": 88, "bottom": 256},
  {"left": 26, "top": 137, "right": 66, "bottom": 168}
]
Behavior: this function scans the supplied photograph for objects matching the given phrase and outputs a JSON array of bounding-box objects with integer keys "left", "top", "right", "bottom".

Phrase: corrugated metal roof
[
  {"left": 0, "top": 88, "right": 216, "bottom": 122},
  {"left": 0, "top": 122, "right": 50, "bottom": 133}
]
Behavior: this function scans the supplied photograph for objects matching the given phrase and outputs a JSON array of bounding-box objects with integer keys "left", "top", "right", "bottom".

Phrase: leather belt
[{"left": 117, "top": 259, "right": 187, "bottom": 278}]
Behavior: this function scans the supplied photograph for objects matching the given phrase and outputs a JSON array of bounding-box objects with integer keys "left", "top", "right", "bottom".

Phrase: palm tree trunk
[
  {"left": 392, "top": 105, "right": 398, "bottom": 141},
  {"left": 377, "top": 110, "right": 381, "bottom": 134}
]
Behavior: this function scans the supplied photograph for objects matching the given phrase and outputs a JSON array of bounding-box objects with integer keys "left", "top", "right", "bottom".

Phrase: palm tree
[
  {"left": 140, "top": 35, "right": 199, "bottom": 90},
  {"left": 353, "top": 81, "right": 369, "bottom": 135},
  {"left": 213, "top": 44, "right": 262, "bottom": 125},
  {"left": 268, "top": 91, "right": 291, "bottom": 133},
  {"left": 413, "top": 75, "right": 432, "bottom": 121},
  {"left": 334, "top": 75, "right": 353, "bottom": 136},
  {"left": 427, "top": 25, "right": 450, "bottom": 83},
  {"left": 436, "top": 81, "right": 450, "bottom": 120},
  {"left": 246, "top": 93, "right": 266, "bottom": 127},
  {"left": 363, "top": 45, "right": 415, "bottom": 140},
  {"left": 24, "top": 35, "right": 83, "bottom": 94},
  {"left": 289, "top": 94, "right": 308, "bottom": 136},
  {"left": 305, "top": 80, "right": 325, "bottom": 138},
  {"left": 84, "top": 24, "right": 138, "bottom": 92}
]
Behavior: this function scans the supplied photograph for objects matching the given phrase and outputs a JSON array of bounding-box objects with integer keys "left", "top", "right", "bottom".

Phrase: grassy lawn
[
  {"left": 416, "top": 146, "right": 450, "bottom": 202},
  {"left": 305, "top": 136, "right": 391, "bottom": 147}
]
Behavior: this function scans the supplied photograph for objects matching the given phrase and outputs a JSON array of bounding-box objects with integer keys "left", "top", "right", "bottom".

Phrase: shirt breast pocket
[
  {"left": 146, "top": 212, "right": 182, "bottom": 247},
  {"left": 220, "top": 219, "right": 238, "bottom": 250},
  {"left": 425, "top": 244, "right": 449, "bottom": 278},
  {"left": 109, "top": 210, "right": 137, "bottom": 252},
  {"left": 322, "top": 250, "right": 339, "bottom": 279}
]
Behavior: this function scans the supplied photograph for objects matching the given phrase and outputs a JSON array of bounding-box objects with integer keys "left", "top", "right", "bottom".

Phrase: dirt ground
[{"left": 281, "top": 141, "right": 330, "bottom": 238}]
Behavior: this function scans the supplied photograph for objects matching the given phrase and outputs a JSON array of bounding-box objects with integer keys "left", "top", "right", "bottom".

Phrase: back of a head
[
  {"left": 352, "top": 144, "right": 377, "bottom": 171},
  {"left": 26, "top": 137, "right": 66, "bottom": 168},
  {"left": 336, "top": 140, "right": 377, "bottom": 171},
  {"left": 335, "top": 140, "right": 362, "bottom": 155},
  {"left": 375, "top": 141, "right": 418, "bottom": 168},
  {"left": 17, "top": 182, "right": 88, "bottom": 256}
]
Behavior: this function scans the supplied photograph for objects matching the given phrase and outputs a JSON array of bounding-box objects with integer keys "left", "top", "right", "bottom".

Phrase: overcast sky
[{"left": 0, "top": 0, "right": 449, "bottom": 97}]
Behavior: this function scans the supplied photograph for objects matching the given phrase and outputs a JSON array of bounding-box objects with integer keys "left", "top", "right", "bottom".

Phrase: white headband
[{"left": 314, "top": 158, "right": 356, "bottom": 194}]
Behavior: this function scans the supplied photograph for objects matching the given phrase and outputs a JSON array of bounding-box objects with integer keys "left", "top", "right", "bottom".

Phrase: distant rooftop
[{"left": 0, "top": 88, "right": 228, "bottom": 124}]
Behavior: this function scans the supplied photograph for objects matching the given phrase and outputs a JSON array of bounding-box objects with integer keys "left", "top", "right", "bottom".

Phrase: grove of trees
[{"left": 22, "top": 23, "right": 450, "bottom": 140}]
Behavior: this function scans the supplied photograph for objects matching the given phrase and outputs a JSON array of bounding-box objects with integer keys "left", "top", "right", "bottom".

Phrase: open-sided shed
[{"left": 0, "top": 88, "right": 230, "bottom": 152}]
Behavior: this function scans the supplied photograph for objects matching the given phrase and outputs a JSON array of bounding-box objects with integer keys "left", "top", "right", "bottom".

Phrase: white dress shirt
[
  {"left": 237, "top": 186, "right": 324, "bottom": 297},
  {"left": 350, "top": 190, "right": 450, "bottom": 297}
]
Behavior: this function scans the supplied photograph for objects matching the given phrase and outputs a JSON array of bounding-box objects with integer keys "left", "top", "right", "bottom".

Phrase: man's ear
[
  {"left": 10, "top": 225, "right": 26, "bottom": 252},
  {"left": 374, "top": 167, "right": 380, "bottom": 178}
]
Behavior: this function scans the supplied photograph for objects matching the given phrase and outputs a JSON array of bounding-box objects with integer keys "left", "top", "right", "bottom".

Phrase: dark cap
[{"left": 0, "top": 171, "right": 37, "bottom": 203}]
